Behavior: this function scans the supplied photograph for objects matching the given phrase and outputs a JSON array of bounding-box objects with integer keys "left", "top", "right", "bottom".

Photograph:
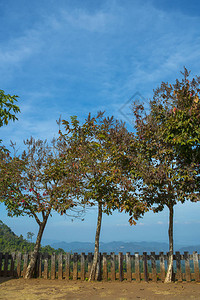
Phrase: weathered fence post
[
  {"left": 38, "top": 253, "right": 42, "bottom": 278},
  {"left": 118, "top": 252, "right": 124, "bottom": 282},
  {"left": 135, "top": 253, "right": 140, "bottom": 282},
  {"left": 65, "top": 252, "right": 70, "bottom": 280},
  {"left": 184, "top": 252, "right": 191, "bottom": 282},
  {"left": 3, "top": 253, "right": 9, "bottom": 277},
  {"left": 73, "top": 253, "right": 78, "bottom": 280},
  {"left": 88, "top": 253, "right": 92, "bottom": 277},
  {"left": 58, "top": 253, "right": 63, "bottom": 279},
  {"left": 143, "top": 252, "right": 148, "bottom": 282},
  {"left": 11, "top": 252, "right": 15, "bottom": 277},
  {"left": 110, "top": 252, "right": 115, "bottom": 281},
  {"left": 16, "top": 252, "right": 22, "bottom": 278},
  {"left": 126, "top": 252, "right": 131, "bottom": 282},
  {"left": 150, "top": 252, "right": 157, "bottom": 282},
  {"left": 43, "top": 253, "right": 49, "bottom": 279},
  {"left": 175, "top": 251, "right": 182, "bottom": 282},
  {"left": 0, "top": 253, "right": 2, "bottom": 277},
  {"left": 102, "top": 253, "right": 108, "bottom": 281},
  {"left": 193, "top": 251, "right": 200, "bottom": 282},
  {"left": 23, "top": 253, "right": 28, "bottom": 278},
  {"left": 51, "top": 253, "right": 56, "bottom": 279},
  {"left": 81, "top": 253, "right": 85, "bottom": 281}
]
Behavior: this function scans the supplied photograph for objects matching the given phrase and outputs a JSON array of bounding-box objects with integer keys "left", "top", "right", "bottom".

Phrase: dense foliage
[
  {"left": 0, "top": 89, "right": 20, "bottom": 151},
  {"left": 0, "top": 89, "right": 20, "bottom": 127}
]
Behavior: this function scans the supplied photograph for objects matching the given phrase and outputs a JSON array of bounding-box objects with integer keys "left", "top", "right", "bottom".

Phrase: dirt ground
[{"left": 1, "top": 278, "right": 200, "bottom": 300}]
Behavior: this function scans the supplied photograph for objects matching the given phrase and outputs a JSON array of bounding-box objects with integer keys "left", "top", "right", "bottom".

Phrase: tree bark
[
  {"left": 89, "top": 201, "right": 102, "bottom": 281},
  {"left": 25, "top": 216, "right": 48, "bottom": 279},
  {"left": 165, "top": 204, "right": 174, "bottom": 283}
]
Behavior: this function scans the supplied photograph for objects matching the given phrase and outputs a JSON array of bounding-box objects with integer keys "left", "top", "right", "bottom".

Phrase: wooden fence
[{"left": 0, "top": 251, "right": 200, "bottom": 282}]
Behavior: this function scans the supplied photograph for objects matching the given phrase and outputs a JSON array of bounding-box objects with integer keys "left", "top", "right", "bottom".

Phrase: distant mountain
[
  {"left": 50, "top": 240, "right": 200, "bottom": 254},
  {"left": 179, "top": 245, "right": 200, "bottom": 253},
  {"left": 1, "top": 220, "right": 199, "bottom": 254}
]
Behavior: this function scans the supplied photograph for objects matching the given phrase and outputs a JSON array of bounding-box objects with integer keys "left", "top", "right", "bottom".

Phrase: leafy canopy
[{"left": 0, "top": 89, "right": 20, "bottom": 127}]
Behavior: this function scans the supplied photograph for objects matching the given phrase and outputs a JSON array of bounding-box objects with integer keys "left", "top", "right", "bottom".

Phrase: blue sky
[{"left": 0, "top": 0, "right": 200, "bottom": 245}]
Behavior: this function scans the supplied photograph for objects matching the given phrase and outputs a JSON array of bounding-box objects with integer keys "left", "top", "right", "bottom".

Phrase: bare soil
[{"left": 1, "top": 277, "right": 200, "bottom": 300}]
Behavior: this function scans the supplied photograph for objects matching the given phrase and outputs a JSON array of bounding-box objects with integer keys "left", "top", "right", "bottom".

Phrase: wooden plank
[
  {"left": 150, "top": 252, "right": 157, "bottom": 282},
  {"left": 126, "top": 252, "right": 131, "bottom": 282},
  {"left": 10, "top": 252, "right": 15, "bottom": 277},
  {"left": 175, "top": 251, "right": 182, "bottom": 282},
  {"left": 43, "top": 253, "right": 48, "bottom": 279},
  {"left": 16, "top": 252, "right": 22, "bottom": 278},
  {"left": 38, "top": 253, "right": 42, "bottom": 278},
  {"left": 159, "top": 252, "right": 165, "bottom": 282},
  {"left": 58, "top": 253, "right": 63, "bottom": 279},
  {"left": 73, "top": 253, "right": 78, "bottom": 280},
  {"left": 110, "top": 252, "right": 115, "bottom": 281},
  {"left": 143, "top": 252, "right": 148, "bottom": 282},
  {"left": 33, "top": 253, "right": 38, "bottom": 278},
  {"left": 65, "top": 253, "right": 70, "bottom": 280},
  {"left": 81, "top": 253, "right": 85, "bottom": 281},
  {"left": 135, "top": 253, "right": 140, "bottom": 282},
  {"left": 3, "top": 253, "right": 9, "bottom": 277},
  {"left": 23, "top": 253, "right": 28, "bottom": 278},
  {"left": 102, "top": 253, "right": 108, "bottom": 281},
  {"left": 88, "top": 253, "right": 92, "bottom": 277},
  {"left": 51, "top": 253, "right": 56, "bottom": 279},
  {"left": 0, "top": 252, "right": 3, "bottom": 277},
  {"left": 193, "top": 251, "right": 200, "bottom": 282},
  {"left": 118, "top": 252, "right": 123, "bottom": 282},
  {"left": 184, "top": 252, "right": 191, "bottom": 282}
]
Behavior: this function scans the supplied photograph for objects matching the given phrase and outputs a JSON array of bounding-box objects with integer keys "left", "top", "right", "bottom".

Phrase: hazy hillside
[
  {"left": 50, "top": 240, "right": 170, "bottom": 254},
  {"left": 50, "top": 240, "right": 200, "bottom": 254},
  {"left": 179, "top": 245, "right": 200, "bottom": 253},
  {"left": 0, "top": 220, "right": 63, "bottom": 254}
]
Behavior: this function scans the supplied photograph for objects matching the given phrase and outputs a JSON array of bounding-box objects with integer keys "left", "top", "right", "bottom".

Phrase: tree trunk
[
  {"left": 89, "top": 201, "right": 102, "bottom": 281},
  {"left": 25, "top": 217, "right": 48, "bottom": 279},
  {"left": 165, "top": 204, "right": 174, "bottom": 283}
]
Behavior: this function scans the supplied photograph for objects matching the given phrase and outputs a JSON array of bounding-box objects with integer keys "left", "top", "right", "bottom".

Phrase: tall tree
[
  {"left": 58, "top": 112, "right": 146, "bottom": 281},
  {"left": 130, "top": 69, "right": 200, "bottom": 282},
  {"left": 131, "top": 107, "right": 180, "bottom": 282},
  {"left": 0, "top": 137, "right": 83, "bottom": 278}
]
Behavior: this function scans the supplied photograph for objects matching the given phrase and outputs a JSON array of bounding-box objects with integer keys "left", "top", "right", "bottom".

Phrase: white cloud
[
  {"left": 116, "top": 223, "right": 129, "bottom": 227},
  {"left": 61, "top": 9, "right": 114, "bottom": 33},
  {"left": 138, "top": 222, "right": 145, "bottom": 226},
  {"left": 157, "top": 221, "right": 164, "bottom": 225}
]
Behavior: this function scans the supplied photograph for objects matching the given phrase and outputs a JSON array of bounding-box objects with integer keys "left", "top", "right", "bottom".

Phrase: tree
[
  {"left": 130, "top": 69, "right": 200, "bottom": 282},
  {"left": 0, "top": 89, "right": 20, "bottom": 151},
  {"left": 27, "top": 232, "right": 35, "bottom": 242},
  {"left": 0, "top": 137, "right": 83, "bottom": 279},
  {"left": 58, "top": 112, "right": 147, "bottom": 281}
]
